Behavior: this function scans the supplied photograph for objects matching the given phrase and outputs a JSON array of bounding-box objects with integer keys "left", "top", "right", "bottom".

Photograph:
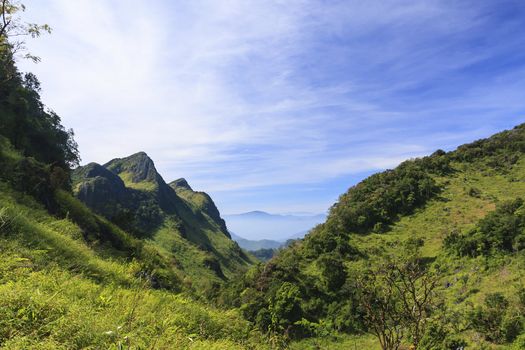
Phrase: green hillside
[
  {"left": 72, "top": 152, "right": 255, "bottom": 294},
  {"left": 0, "top": 133, "right": 275, "bottom": 349},
  {"left": 0, "top": 26, "right": 263, "bottom": 347},
  {"left": 2, "top": 3, "right": 525, "bottom": 348},
  {"left": 3, "top": 67, "right": 525, "bottom": 348},
  {"left": 225, "top": 124, "right": 525, "bottom": 349}
]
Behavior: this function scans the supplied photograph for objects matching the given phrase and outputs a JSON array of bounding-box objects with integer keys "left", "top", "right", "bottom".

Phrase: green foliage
[
  {"left": 468, "top": 186, "right": 482, "bottom": 198},
  {"left": 0, "top": 0, "right": 52, "bottom": 63},
  {"left": 71, "top": 152, "right": 252, "bottom": 292},
  {"left": 316, "top": 253, "right": 347, "bottom": 291},
  {"left": 467, "top": 292, "right": 524, "bottom": 344},
  {"left": 3, "top": 23, "right": 525, "bottom": 348},
  {"left": 250, "top": 248, "right": 275, "bottom": 261},
  {"left": 418, "top": 322, "right": 468, "bottom": 350},
  {"left": 452, "top": 123, "right": 525, "bottom": 170},
  {"left": 0, "top": 1, "right": 78, "bottom": 170},
  {"left": 0, "top": 67, "right": 79, "bottom": 168},
  {"left": 224, "top": 153, "right": 447, "bottom": 341},
  {"left": 445, "top": 198, "right": 525, "bottom": 257},
  {"left": 0, "top": 180, "right": 269, "bottom": 349},
  {"left": 118, "top": 170, "right": 158, "bottom": 191},
  {"left": 220, "top": 124, "right": 525, "bottom": 348},
  {"left": 511, "top": 333, "right": 525, "bottom": 350},
  {"left": 328, "top": 159, "right": 441, "bottom": 235},
  {"left": 441, "top": 336, "right": 468, "bottom": 350},
  {"left": 269, "top": 282, "right": 303, "bottom": 335}
]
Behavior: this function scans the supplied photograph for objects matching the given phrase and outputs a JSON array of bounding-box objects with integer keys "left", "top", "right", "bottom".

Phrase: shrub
[
  {"left": 468, "top": 187, "right": 481, "bottom": 198},
  {"left": 469, "top": 293, "right": 511, "bottom": 343},
  {"left": 445, "top": 198, "right": 525, "bottom": 257}
]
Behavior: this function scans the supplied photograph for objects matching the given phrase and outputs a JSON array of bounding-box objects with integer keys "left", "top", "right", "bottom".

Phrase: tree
[
  {"left": 0, "top": 1, "right": 79, "bottom": 169},
  {"left": 317, "top": 253, "right": 347, "bottom": 291},
  {"left": 269, "top": 282, "right": 303, "bottom": 335},
  {"left": 0, "top": 0, "right": 51, "bottom": 62},
  {"left": 356, "top": 251, "right": 440, "bottom": 350}
]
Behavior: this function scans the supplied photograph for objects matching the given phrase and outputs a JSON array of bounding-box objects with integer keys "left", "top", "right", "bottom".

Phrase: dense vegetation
[
  {"left": 0, "top": 43, "right": 79, "bottom": 169},
  {"left": 0, "top": 174, "right": 268, "bottom": 349},
  {"left": 221, "top": 153, "right": 447, "bottom": 337},
  {"left": 445, "top": 198, "right": 525, "bottom": 257},
  {"left": 250, "top": 248, "right": 276, "bottom": 261},
  {"left": 221, "top": 124, "right": 525, "bottom": 349}
]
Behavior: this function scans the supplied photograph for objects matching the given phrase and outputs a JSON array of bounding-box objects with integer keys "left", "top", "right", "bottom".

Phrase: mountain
[
  {"left": 0, "top": 38, "right": 268, "bottom": 347},
  {"left": 230, "top": 230, "right": 309, "bottom": 251},
  {"left": 72, "top": 152, "right": 253, "bottom": 286},
  {"left": 5, "top": 102, "right": 525, "bottom": 348},
  {"left": 225, "top": 123, "right": 525, "bottom": 349},
  {"left": 3, "top": 29, "right": 525, "bottom": 347},
  {"left": 224, "top": 211, "right": 326, "bottom": 241},
  {"left": 169, "top": 177, "right": 229, "bottom": 237},
  {"left": 230, "top": 232, "right": 282, "bottom": 251},
  {"left": 0, "top": 140, "right": 271, "bottom": 348},
  {"left": 228, "top": 210, "right": 325, "bottom": 221}
]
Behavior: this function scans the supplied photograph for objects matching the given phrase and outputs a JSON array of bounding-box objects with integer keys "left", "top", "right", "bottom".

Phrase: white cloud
[{"left": 17, "top": 0, "right": 525, "bottom": 213}]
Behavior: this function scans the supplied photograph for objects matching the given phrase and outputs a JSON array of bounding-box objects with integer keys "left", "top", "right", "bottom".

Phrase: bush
[
  {"left": 269, "top": 282, "right": 303, "bottom": 335},
  {"left": 0, "top": 57, "right": 80, "bottom": 169},
  {"left": 468, "top": 187, "right": 481, "bottom": 198},
  {"left": 329, "top": 160, "right": 441, "bottom": 235},
  {"left": 442, "top": 336, "right": 468, "bottom": 350},
  {"left": 501, "top": 315, "right": 523, "bottom": 343},
  {"left": 469, "top": 293, "right": 512, "bottom": 343},
  {"left": 445, "top": 198, "right": 525, "bottom": 257}
]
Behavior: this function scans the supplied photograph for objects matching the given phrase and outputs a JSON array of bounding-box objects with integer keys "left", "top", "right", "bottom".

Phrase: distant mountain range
[
  {"left": 225, "top": 211, "right": 325, "bottom": 242},
  {"left": 229, "top": 232, "right": 283, "bottom": 251},
  {"left": 228, "top": 211, "right": 326, "bottom": 220}
]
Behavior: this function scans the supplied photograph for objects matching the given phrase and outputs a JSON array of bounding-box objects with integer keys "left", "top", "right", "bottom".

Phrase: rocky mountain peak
[
  {"left": 104, "top": 151, "right": 161, "bottom": 184},
  {"left": 72, "top": 162, "right": 125, "bottom": 188},
  {"left": 169, "top": 178, "right": 192, "bottom": 191}
]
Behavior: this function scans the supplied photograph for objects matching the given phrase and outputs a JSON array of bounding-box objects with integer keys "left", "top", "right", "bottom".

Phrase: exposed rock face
[
  {"left": 74, "top": 162, "right": 124, "bottom": 185},
  {"left": 199, "top": 192, "right": 229, "bottom": 237},
  {"left": 103, "top": 152, "right": 183, "bottom": 214},
  {"left": 105, "top": 152, "right": 159, "bottom": 184},
  {"left": 71, "top": 152, "right": 247, "bottom": 279},
  {"left": 169, "top": 179, "right": 230, "bottom": 238},
  {"left": 170, "top": 178, "right": 192, "bottom": 191},
  {"left": 74, "top": 163, "right": 128, "bottom": 214},
  {"left": 72, "top": 153, "right": 174, "bottom": 234},
  {"left": 73, "top": 152, "right": 232, "bottom": 239}
]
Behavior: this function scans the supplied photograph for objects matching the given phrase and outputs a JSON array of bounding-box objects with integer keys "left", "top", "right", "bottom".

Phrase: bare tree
[{"left": 357, "top": 253, "right": 439, "bottom": 350}]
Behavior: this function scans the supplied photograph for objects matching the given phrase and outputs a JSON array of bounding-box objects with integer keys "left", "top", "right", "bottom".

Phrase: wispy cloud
[{"left": 19, "top": 0, "right": 525, "bottom": 213}]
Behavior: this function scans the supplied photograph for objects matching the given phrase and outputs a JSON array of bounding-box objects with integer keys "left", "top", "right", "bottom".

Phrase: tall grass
[{"left": 0, "top": 183, "right": 271, "bottom": 349}]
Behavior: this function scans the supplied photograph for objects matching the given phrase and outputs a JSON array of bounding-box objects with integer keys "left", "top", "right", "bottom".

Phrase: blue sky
[{"left": 18, "top": 0, "right": 525, "bottom": 214}]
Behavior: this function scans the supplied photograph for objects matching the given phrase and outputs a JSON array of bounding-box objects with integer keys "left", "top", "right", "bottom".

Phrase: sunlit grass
[{"left": 0, "top": 181, "right": 269, "bottom": 349}]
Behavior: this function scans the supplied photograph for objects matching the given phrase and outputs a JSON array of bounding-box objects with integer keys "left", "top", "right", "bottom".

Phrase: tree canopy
[{"left": 0, "top": 0, "right": 79, "bottom": 169}]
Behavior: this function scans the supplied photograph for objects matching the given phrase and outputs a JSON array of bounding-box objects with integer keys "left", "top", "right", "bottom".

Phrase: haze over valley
[{"left": 225, "top": 211, "right": 326, "bottom": 241}]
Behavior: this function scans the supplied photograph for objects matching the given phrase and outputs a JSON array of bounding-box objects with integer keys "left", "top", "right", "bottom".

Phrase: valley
[{"left": 1, "top": 1, "right": 525, "bottom": 349}]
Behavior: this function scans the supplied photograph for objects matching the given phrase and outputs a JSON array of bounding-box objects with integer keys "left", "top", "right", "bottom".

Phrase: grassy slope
[
  {"left": 117, "top": 171, "right": 158, "bottom": 191},
  {"left": 72, "top": 157, "right": 254, "bottom": 293},
  {"left": 291, "top": 158, "right": 525, "bottom": 349},
  {"left": 0, "top": 182, "right": 269, "bottom": 349},
  {"left": 149, "top": 186, "right": 256, "bottom": 294},
  {"left": 173, "top": 187, "right": 257, "bottom": 269}
]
